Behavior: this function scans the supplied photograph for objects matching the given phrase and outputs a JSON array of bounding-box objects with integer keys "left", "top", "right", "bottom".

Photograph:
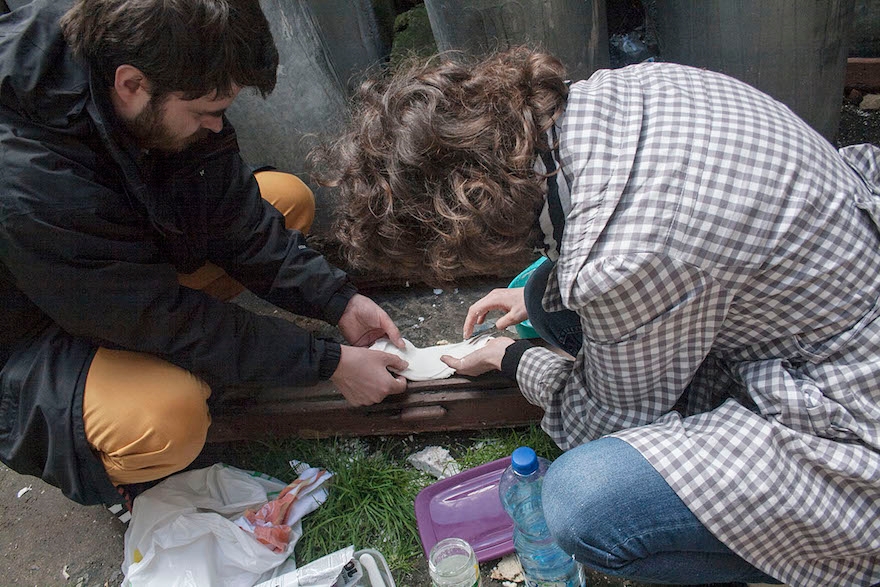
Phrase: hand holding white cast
[
  {"left": 338, "top": 293, "right": 405, "bottom": 349},
  {"left": 462, "top": 287, "right": 528, "bottom": 338},
  {"left": 330, "top": 345, "right": 408, "bottom": 406},
  {"left": 440, "top": 337, "right": 516, "bottom": 377}
]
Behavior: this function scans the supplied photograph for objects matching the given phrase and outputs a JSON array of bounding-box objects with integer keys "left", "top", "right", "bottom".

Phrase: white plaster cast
[{"left": 368, "top": 336, "right": 491, "bottom": 381}]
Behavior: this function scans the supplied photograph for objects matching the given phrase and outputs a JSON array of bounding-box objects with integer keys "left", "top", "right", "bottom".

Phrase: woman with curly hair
[{"left": 316, "top": 48, "right": 880, "bottom": 586}]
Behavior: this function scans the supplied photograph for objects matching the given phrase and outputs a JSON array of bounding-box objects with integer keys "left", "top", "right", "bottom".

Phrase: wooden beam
[
  {"left": 208, "top": 373, "right": 543, "bottom": 441},
  {"left": 846, "top": 57, "right": 880, "bottom": 92}
]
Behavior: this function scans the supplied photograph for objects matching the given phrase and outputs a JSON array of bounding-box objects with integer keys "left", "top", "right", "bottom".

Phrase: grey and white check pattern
[{"left": 517, "top": 63, "right": 880, "bottom": 586}]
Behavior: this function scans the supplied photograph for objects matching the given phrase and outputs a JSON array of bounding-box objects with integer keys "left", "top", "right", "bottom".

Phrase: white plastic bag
[
  {"left": 122, "top": 463, "right": 332, "bottom": 587},
  {"left": 252, "top": 546, "right": 397, "bottom": 587}
]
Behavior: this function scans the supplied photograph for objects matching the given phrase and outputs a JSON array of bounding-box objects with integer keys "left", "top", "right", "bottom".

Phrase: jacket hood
[{"left": 0, "top": 0, "right": 89, "bottom": 129}]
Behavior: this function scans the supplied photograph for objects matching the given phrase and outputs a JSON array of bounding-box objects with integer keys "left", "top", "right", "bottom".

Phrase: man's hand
[
  {"left": 338, "top": 294, "right": 405, "bottom": 349},
  {"left": 330, "top": 345, "right": 408, "bottom": 406},
  {"left": 440, "top": 337, "right": 516, "bottom": 377},
  {"left": 462, "top": 288, "right": 528, "bottom": 338}
]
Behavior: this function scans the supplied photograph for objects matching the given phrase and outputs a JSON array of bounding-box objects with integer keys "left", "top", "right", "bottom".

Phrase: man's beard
[{"left": 125, "top": 96, "right": 209, "bottom": 153}]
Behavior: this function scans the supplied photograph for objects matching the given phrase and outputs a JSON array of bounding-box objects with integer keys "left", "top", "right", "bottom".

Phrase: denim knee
[
  {"left": 543, "top": 441, "right": 609, "bottom": 563},
  {"left": 523, "top": 258, "right": 582, "bottom": 356},
  {"left": 542, "top": 440, "right": 782, "bottom": 585},
  {"left": 542, "top": 438, "right": 656, "bottom": 570}
]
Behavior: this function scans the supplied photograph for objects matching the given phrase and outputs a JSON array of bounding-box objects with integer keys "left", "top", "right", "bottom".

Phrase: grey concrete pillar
[
  {"left": 226, "top": 0, "right": 349, "bottom": 236},
  {"left": 305, "top": 0, "right": 387, "bottom": 90},
  {"left": 423, "top": 0, "right": 610, "bottom": 83},
  {"left": 654, "top": 0, "right": 856, "bottom": 141},
  {"left": 851, "top": 0, "right": 880, "bottom": 57}
]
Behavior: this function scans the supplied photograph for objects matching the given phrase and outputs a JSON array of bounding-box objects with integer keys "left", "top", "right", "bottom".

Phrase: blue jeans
[
  {"left": 542, "top": 436, "right": 781, "bottom": 584},
  {"left": 525, "top": 263, "right": 779, "bottom": 584}
]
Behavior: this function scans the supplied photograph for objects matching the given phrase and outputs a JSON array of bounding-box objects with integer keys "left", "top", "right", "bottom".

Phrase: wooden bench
[{"left": 208, "top": 373, "right": 544, "bottom": 441}]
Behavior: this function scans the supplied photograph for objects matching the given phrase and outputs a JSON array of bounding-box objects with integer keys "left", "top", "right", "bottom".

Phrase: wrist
[
  {"left": 320, "top": 341, "right": 343, "bottom": 380},
  {"left": 327, "top": 283, "right": 358, "bottom": 325},
  {"left": 500, "top": 339, "right": 534, "bottom": 380},
  {"left": 491, "top": 337, "right": 517, "bottom": 370}
]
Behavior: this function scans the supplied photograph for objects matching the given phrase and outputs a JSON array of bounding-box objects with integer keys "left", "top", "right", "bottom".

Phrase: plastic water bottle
[{"left": 499, "top": 447, "right": 580, "bottom": 587}]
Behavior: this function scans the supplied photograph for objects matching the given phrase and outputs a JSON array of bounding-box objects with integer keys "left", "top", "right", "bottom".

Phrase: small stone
[
  {"left": 491, "top": 554, "right": 524, "bottom": 583},
  {"left": 407, "top": 446, "right": 461, "bottom": 478},
  {"left": 860, "top": 94, "right": 880, "bottom": 110},
  {"left": 847, "top": 87, "right": 864, "bottom": 104}
]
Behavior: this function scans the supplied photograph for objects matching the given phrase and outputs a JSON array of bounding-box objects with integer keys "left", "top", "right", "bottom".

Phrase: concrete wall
[
  {"left": 423, "top": 0, "right": 610, "bottom": 83},
  {"left": 852, "top": 0, "right": 880, "bottom": 56},
  {"left": 654, "top": 0, "right": 855, "bottom": 141},
  {"left": 224, "top": 0, "right": 351, "bottom": 235},
  {"left": 304, "top": 0, "right": 388, "bottom": 91}
]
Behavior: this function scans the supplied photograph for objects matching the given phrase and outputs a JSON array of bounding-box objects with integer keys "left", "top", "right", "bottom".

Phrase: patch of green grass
[
  {"left": 455, "top": 426, "right": 563, "bottom": 470},
  {"left": 229, "top": 426, "right": 561, "bottom": 578},
  {"left": 231, "top": 436, "right": 427, "bottom": 573},
  {"left": 299, "top": 448, "right": 425, "bottom": 572}
]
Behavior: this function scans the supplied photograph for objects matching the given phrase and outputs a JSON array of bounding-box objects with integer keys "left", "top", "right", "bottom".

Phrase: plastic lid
[
  {"left": 511, "top": 447, "right": 538, "bottom": 475},
  {"left": 414, "top": 456, "right": 515, "bottom": 562}
]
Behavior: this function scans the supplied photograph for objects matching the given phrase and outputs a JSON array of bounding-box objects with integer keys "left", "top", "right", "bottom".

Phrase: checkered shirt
[{"left": 516, "top": 63, "right": 880, "bottom": 586}]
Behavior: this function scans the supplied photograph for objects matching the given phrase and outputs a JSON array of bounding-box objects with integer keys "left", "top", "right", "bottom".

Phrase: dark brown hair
[
  {"left": 60, "top": 0, "right": 277, "bottom": 99},
  {"left": 315, "top": 47, "right": 568, "bottom": 284}
]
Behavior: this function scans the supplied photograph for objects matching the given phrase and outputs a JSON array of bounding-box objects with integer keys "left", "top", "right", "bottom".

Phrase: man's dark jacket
[{"left": 0, "top": 1, "right": 354, "bottom": 504}]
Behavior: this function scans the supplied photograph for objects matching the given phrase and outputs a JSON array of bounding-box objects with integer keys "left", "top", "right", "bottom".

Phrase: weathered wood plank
[
  {"left": 208, "top": 373, "right": 543, "bottom": 441},
  {"left": 846, "top": 57, "right": 880, "bottom": 92}
]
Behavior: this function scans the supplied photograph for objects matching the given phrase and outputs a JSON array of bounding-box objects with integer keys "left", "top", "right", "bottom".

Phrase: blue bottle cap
[{"left": 511, "top": 447, "right": 538, "bottom": 475}]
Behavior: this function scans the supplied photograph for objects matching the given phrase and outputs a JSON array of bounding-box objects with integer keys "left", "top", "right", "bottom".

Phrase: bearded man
[{"left": 0, "top": 0, "right": 408, "bottom": 507}]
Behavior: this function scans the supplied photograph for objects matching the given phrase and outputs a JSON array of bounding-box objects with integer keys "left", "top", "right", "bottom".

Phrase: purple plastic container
[{"left": 414, "top": 457, "right": 514, "bottom": 563}]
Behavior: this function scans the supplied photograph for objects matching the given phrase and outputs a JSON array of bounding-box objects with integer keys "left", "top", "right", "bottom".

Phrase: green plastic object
[{"left": 507, "top": 257, "right": 549, "bottom": 339}]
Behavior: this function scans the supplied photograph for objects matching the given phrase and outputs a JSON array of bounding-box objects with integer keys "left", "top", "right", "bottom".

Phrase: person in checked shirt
[{"left": 317, "top": 47, "right": 880, "bottom": 586}]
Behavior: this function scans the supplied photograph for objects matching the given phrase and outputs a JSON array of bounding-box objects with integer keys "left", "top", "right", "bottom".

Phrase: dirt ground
[
  {"left": 1, "top": 105, "right": 879, "bottom": 587},
  {"left": 0, "top": 464, "right": 127, "bottom": 586}
]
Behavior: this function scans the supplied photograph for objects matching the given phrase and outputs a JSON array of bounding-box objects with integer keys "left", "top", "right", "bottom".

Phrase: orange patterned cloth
[{"left": 241, "top": 470, "right": 330, "bottom": 553}]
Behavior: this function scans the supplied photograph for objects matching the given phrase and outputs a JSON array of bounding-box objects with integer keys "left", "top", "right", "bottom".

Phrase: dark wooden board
[
  {"left": 208, "top": 373, "right": 543, "bottom": 441},
  {"left": 846, "top": 57, "right": 880, "bottom": 92}
]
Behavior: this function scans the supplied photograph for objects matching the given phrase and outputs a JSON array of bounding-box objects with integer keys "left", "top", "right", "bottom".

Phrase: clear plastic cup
[{"left": 428, "top": 537, "right": 481, "bottom": 587}]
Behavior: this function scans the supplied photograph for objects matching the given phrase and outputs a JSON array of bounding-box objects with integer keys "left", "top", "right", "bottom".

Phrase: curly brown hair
[{"left": 314, "top": 47, "right": 568, "bottom": 285}]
